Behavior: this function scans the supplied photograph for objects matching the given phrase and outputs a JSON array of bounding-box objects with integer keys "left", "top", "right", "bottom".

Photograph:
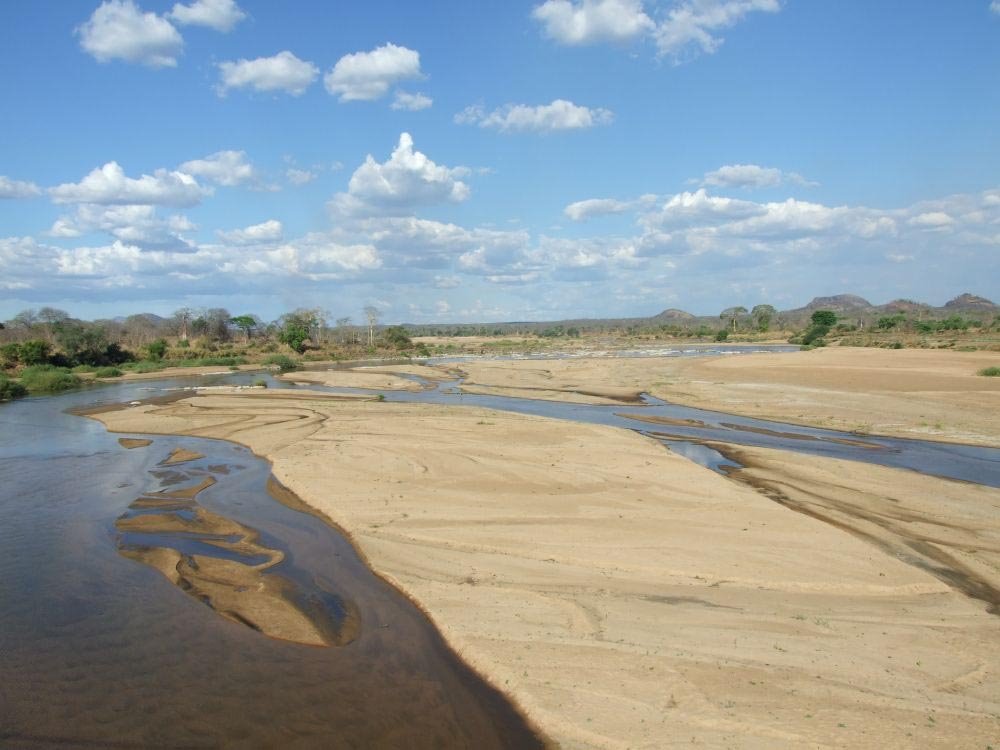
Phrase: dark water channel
[
  {"left": 0, "top": 380, "right": 544, "bottom": 749},
  {"left": 2, "top": 349, "right": 999, "bottom": 748}
]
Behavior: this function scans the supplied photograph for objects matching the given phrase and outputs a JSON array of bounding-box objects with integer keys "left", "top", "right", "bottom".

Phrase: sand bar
[
  {"left": 90, "top": 389, "right": 1000, "bottom": 748},
  {"left": 448, "top": 348, "right": 1000, "bottom": 445}
]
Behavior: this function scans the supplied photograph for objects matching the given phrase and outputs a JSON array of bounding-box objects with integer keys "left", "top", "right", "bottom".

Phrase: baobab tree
[
  {"left": 720, "top": 306, "right": 748, "bottom": 332},
  {"left": 363, "top": 306, "right": 380, "bottom": 348}
]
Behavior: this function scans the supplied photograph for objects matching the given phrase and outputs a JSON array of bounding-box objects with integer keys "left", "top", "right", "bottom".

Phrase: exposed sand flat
[
  {"left": 454, "top": 361, "right": 645, "bottom": 404},
  {"left": 90, "top": 391, "right": 1000, "bottom": 749},
  {"left": 449, "top": 348, "right": 1000, "bottom": 445},
  {"left": 278, "top": 368, "right": 425, "bottom": 391}
]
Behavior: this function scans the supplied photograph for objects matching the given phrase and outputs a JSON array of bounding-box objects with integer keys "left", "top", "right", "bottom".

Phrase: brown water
[{"left": 0, "top": 384, "right": 545, "bottom": 749}]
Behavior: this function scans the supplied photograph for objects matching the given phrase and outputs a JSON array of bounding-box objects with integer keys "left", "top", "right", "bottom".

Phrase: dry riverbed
[{"left": 91, "top": 386, "right": 1000, "bottom": 749}]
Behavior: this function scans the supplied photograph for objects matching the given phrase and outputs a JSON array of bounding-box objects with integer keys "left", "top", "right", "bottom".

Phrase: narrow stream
[{"left": 0, "top": 381, "right": 544, "bottom": 749}]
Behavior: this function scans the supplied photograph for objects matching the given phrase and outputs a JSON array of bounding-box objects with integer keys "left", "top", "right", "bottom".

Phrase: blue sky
[{"left": 1, "top": 0, "right": 998, "bottom": 323}]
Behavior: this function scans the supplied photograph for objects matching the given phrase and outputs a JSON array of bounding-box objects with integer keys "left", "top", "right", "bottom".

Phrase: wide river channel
[{"left": 2, "top": 346, "right": 998, "bottom": 747}]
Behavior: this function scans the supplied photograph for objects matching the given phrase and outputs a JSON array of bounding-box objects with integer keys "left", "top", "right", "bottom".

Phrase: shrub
[
  {"left": 18, "top": 340, "right": 51, "bottom": 366},
  {"left": 263, "top": 354, "right": 297, "bottom": 372},
  {"left": 124, "top": 360, "right": 165, "bottom": 374},
  {"left": 1, "top": 343, "right": 21, "bottom": 367},
  {"left": 978, "top": 366, "right": 1000, "bottom": 377},
  {"left": 94, "top": 366, "right": 123, "bottom": 377},
  {"left": 253, "top": 378, "right": 268, "bottom": 388},
  {"left": 811, "top": 310, "right": 837, "bottom": 327},
  {"left": 0, "top": 374, "right": 27, "bottom": 401},
  {"left": 801, "top": 324, "right": 830, "bottom": 346},
  {"left": 714, "top": 329, "right": 729, "bottom": 342},
  {"left": 19, "top": 365, "right": 81, "bottom": 393},
  {"left": 146, "top": 339, "right": 168, "bottom": 361}
]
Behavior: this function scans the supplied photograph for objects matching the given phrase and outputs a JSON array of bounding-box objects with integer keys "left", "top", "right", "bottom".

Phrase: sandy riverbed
[
  {"left": 446, "top": 348, "right": 1000, "bottom": 445},
  {"left": 91, "top": 388, "right": 1000, "bottom": 749}
]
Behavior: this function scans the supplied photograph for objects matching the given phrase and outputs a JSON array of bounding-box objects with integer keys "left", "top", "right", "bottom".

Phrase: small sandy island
[{"left": 90, "top": 379, "right": 1000, "bottom": 749}]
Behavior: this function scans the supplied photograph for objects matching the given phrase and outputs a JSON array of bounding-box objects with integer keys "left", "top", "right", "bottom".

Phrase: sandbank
[
  {"left": 90, "top": 390, "right": 1000, "bottom": 748},
  {"left": 447, "top": 348, "right": 1000, "bottom": 445}
]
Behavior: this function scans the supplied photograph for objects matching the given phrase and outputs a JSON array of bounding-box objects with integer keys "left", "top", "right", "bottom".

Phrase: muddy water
[{"left": 0, "top": 382, "right": 544, "bottom": 749}]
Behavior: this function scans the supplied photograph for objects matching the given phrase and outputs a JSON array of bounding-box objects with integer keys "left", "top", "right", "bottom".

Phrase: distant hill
[
  {"left": 650, "top": 308, "right": 695, "bottom": 321},
  {"left": 944, "top": 293, "right": 997, "bottom": 311},
  {"left": 787, "top": 294, "right": 872, "bottom": 315}
]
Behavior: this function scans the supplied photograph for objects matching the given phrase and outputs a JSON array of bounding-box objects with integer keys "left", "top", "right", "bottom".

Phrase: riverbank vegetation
[{"left": 2, "top": 298, "right": 998, "bottom": 401}]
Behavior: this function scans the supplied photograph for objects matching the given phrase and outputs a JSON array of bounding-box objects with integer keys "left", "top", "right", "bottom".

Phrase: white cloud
[
  {"left": 217, "top": 219, "right": 283, "bottom": 245},
  {"left": 532, "top": 0, "right": 654, "bottom": 44},
  {"left": 178, "top": 150, "right": 255, "bottom": 186},
  {"left": 217, "top": 51, "right": 318, "bottom": 96},
  {"left": 455, "top": 99, "right": 614, "bottom": 133},
  {"left": 643, "top": 189, "right": 765, "bottom": 228},
  {"left": 391, "top": 91, "right": 433, "bottom": 111},
  {"left": 0, "top": 176, "right": 41, "bottom": 199},
  {"left": 49, "top": 204, "right": 195, "bottom": 246},
  {"left": 909, "top": 211, "right": 955, "bottom": 230},
  {"left": 564, "top": 198, "right": 631, "bottom": 221},
  {"left": 324, "top": 43, "right": 423, "bottom": 102},
  {"left": 169, "top": 0, "right": 246, "bottom": 32},
  {"left": 77, "top": 0, "right": 183, "bottom": 68},
  {"left": 286, "top": 168, "right": 317, "bottom": 185},
  {"left": 992, "top": 1, "right": 1000, "bottom": 15},
  {"left": 701, "top": 163, "right": 815, "bottom": 189},
  {"left": 655, "top": 0, "right": 781, "bottom": 62},
  {"left": 50, "top": 162, "right": 210, "bottom": 207},
  {"left": 330, "top": 133, "right": 470, "bottom": 217}
]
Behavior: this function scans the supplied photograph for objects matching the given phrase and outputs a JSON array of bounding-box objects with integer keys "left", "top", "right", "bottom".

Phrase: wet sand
[{"left": 91, "top": 389, "right": 1000, "bottom": 748}]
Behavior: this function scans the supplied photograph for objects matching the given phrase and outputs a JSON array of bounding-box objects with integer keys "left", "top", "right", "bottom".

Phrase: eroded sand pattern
[{"left": 115, "top": 453, "right": 358, "bottom": 646}]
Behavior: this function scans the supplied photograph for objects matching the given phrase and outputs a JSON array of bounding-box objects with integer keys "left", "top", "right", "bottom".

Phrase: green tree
[
  {"left": 229, "top": 315, "right": 257, "bottom": 342},
  {"left": 751, "top": 304, "right": 777, "bottom": 332},
  {"left": 278, "top": 310, "right": 319, "bottom": 353},
  {"left": 810, "top": 310, "right": 837, "bottom": 327},
  {"left": 720, "top": 306, "right": 748, "bottom": 332},
  {"left": 382, "top": 326, "right": 412, "bottom": 350}
]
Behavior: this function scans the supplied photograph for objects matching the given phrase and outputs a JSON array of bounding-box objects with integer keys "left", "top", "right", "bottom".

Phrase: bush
[
  {"left": 253, "top": 378, "right": 268, "bottom": 388},
  {"left": 714, "top": 329, "right": 729, "bottom": 342},
  {"left": 124, "top": 360, "right": 165, "bottom": 374},
  {"left": 0, "top": 374, "right": 27, "bottom": 401},
  {"left": 978, "top": 366, "right": 1000, "bottom": 377},
  {"left": 94, "top": 366, "right": 123, "bottom": 377},
  {"left": 263, "top": 354, "right": 297, "bottom": 372},
  {"left": 18, "top": 340, "right": 51, "bottom": 366},
  {"left": 146, "top": 338, "right": 168, "bottom": 361},
  {"left": 801, "top": 324, "right": 830, "bottom": 345},
  {"left": 19, "top": 365, "right": 81, "bottom": 393},
  {"left": 1, "top": 343, "right": 21, "bottom": 367}
]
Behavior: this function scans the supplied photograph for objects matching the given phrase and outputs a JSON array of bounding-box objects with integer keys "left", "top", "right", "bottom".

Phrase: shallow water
[{"left": 0, "top": 383, "right": 543, "bottom": 748}]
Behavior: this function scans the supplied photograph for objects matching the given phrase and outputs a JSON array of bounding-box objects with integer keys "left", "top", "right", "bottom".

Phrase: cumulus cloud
[
  {"left": 50, "top": 162, "right": 210, "bottom": 207},
  {"left": 329, "top": 133, "right": 470, "bottom": 217},
  {"left": 564, "top": 195, "right": 657, "bottom": 220},
  {"left": 391, "top": 91, "right": 433, "bottom": 111},
  {"left": 217, "top": 219, "right": 283, "bottom": 245},
  {"left": 455, "top": 99, "right": 614, "bottom": 133},
  {"left": 531, "top": 0, "right": 654, "bottom": 44},
  {"left": 324, "top": 43, "right": 423, "bottom": 102},
  {"left": 49, "top": 204, "right": 195, "bottom": 247},
  {"left": 178, "top": 150, "right": 255, "bottom": 186},
  {"left": 643, "top": 189, "right": 765, "bottom": 228},
  {"left": 217, "top": 51, "right": 318, "bottom": 96},
  {"left": 531, "top": 0, "right": 781, "bottom": 63},
  {"left": 77, "top": 0, "right": 183, "bottom": 68},
  {"left": 655, "top": 0, "right": 781, "bottom": 61},
  {"left": 169, "top": 0, "right": 246, "bottom": 31},
  {"left": 0, "top": 176, "right": 41, "bottom": 199},
  {"left": 700, "top": 163, "right": 816, "bottom": 189}
]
